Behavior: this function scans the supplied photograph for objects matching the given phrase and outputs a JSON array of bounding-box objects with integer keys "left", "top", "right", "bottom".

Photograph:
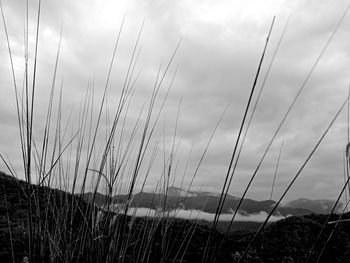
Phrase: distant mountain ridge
[
  {"left": 285, "top": 198, "right": 342, "bottom": 214},
  {"left": 80, "top": 186, "right": 341, "bottom": 217},
  {"left": 2, "top": 171, "right": 349, "bottom": 262},
  {"left": 0, "top": 172, "right": 350, "bottom": 263}
]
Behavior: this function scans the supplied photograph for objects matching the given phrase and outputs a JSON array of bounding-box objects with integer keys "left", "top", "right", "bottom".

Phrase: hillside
[
  {"left": 0, "top": 171, "right": 94, "bottom": 262},
  {"left": 2, "top": 171, "right": 350, "bottom": 262},
  {"left": 81, "top": 189, "right": 315, "bottom": 217}
]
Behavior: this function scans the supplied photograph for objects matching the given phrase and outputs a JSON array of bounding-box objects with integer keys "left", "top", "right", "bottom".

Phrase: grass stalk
[
  {"left": 202, "top": 16, "right": 275, "bottom": 263},
  {"left": 239, "top": 95, "right": 350, "bottom": 263}
]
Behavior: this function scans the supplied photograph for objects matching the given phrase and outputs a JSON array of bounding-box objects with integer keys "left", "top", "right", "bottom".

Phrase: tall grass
[
  {"left": 0, "top": 1, "right": 209, "bottom": 261},
  {"left": 1, "top": 1, "right": 350, "bottom": 263}
]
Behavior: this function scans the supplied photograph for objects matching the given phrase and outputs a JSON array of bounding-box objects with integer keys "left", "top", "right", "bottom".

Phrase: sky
[{"left": 1, "top": 0, "right": 350, "bottom": 202}]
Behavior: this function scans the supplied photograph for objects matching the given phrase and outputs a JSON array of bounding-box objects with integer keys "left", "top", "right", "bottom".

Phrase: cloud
[
  {"left": 126, "top": 208, "right": 286, "bottom": 222},
  {"left": 1, "top": 0, "right": 350, "bottom": 203}
]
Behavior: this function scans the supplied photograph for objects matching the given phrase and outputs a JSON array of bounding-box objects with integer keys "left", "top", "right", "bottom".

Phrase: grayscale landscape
[{"left": 1, "top": 0, "right": 350, "bottom": 262}]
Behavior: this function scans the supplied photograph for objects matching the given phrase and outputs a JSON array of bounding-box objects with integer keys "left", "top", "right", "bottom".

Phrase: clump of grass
[
  {"left": 0, "top": 1, "right": 212, "bottom": 262},
  {"left": 1, "top": 1, "right": 350, "bottom": 263}
]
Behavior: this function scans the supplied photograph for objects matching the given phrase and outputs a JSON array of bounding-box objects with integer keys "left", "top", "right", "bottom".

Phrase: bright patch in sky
[{"left": 1, "top": 0, "right": 350, "bottom": 203}]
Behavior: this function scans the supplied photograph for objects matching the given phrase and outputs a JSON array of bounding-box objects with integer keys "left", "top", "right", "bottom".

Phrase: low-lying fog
[{"left": 126, "top": 208, "right": 287, "bottom": 222}]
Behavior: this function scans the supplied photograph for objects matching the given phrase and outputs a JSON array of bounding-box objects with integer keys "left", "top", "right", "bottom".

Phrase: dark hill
[
  {"left": 0, "top": 171, "right": 94, "bottom": 262},
  {"left": 2, "top": 171, "right": 350, "bottom": 263}
]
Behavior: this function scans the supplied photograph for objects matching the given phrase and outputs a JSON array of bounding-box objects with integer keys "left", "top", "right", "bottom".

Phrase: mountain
[
  {"left": 82, "top": 187, "right": 345, "bottom": 217},
  {"left": 2, "top": 170, "right": 350, "bottom": 262},
  {"left": 285, "top": 198, "right": 343, "bottom": 214},
  {"left": 166, "top": 186, "right": 197, "bottom": 197},
  {"left": 81, "top": 188, "right": 312, "bottom": 217},
  {"left": 126, "top": 192, "right": 311, "bottom": 216},
  {"left": 80, "top": 191, "right": 112, "bottom": 207},
  {"left": 160, "top": 186, "right": 234, "bottom": 198}
]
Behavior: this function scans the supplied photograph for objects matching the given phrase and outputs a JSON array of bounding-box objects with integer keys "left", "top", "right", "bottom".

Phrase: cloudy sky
[{"left": 1, "top": 0, "right": 350, "bottom": 202}]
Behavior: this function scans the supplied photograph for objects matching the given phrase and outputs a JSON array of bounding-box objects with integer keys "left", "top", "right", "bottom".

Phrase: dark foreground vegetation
[{"left": 1, "top": 171, "right": 350, "bottom": 263}]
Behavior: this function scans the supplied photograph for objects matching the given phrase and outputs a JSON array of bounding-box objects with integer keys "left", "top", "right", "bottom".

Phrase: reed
[{"left": 1, "top": 1, "right": 350, "bottom": 263}]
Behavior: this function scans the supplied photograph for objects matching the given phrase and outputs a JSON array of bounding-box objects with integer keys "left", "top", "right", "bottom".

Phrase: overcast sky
[{"left": 1, "top": 0, "right": 350, "bottom": 202}]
